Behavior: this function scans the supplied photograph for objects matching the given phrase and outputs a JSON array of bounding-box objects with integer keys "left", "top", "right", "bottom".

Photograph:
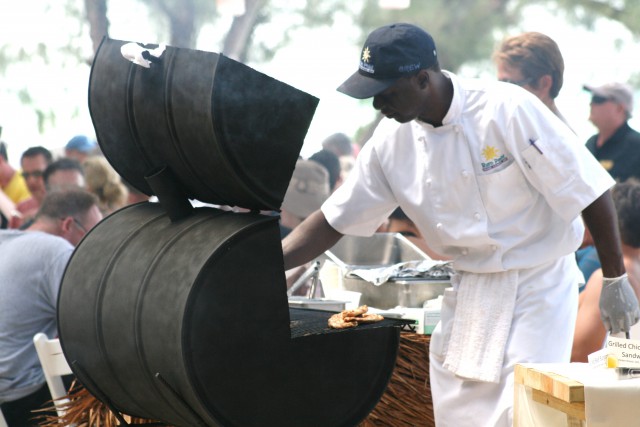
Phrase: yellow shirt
[{"left": 2, "top": 171, "right": 31, "bottom": 204}]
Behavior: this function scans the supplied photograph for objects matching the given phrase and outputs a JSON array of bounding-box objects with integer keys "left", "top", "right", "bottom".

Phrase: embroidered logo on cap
[
  {"left": 360, "top": 46, "right": 374, "bottom": 74},
  {"left": 398, "top": 63, "right": 421, "bottom": 73},
  {"left": 362, "top": 47, "right": 371, "bottom": 63}
]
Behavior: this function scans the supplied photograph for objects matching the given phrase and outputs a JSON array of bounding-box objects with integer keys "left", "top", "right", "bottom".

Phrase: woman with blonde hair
[{"left": 82, "top": 155, "right": 128, "bottom": 215}]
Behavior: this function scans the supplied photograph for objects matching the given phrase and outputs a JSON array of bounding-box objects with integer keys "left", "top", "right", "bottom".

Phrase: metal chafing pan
[
  {"left": 322, "top": 233, "right": 450, "bottom": 309},
  {"left": 287, "top": 297, "right": 346, "bottom": 312}
]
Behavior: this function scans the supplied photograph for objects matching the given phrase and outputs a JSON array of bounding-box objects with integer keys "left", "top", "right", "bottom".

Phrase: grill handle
[{"left": 287, "top": 261, "right": 320, "bottom": 297}]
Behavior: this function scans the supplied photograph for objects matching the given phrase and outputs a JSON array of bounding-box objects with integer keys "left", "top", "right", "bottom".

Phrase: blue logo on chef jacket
[{"left": 481, "top": 145, "right": 508, "bottom": 172}]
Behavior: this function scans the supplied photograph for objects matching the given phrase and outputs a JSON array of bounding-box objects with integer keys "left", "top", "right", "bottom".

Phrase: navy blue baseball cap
[{"left": 337, "top": 23, "right": 438, "bottom": 99}]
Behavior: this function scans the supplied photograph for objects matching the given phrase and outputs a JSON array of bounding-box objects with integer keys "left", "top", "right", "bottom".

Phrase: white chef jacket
[{"left": 322, "top": 71, "right": 614, "bottom": 274}]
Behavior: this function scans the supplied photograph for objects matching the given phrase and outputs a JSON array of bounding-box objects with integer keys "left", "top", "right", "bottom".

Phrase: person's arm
[
  {"left": 282, "top": 209, "right": 343, "bottom": 271},
  {"left": 581, "top": 190, "right": 624, "bottom": 277},
  {"left": 582, "top": 189, "right": 639, "bottom": 334},
  {"left": 572, "top": 269, "right": 607, "bottom": 362},
  {"left": 0, "top": 187, "right": 15, "bottom": 223}
]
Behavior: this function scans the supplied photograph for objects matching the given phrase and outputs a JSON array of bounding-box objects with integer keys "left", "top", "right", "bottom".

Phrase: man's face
[
  {"left": 47, "top": 170, "right": 85, "bottom": 190},
  {"left": 372, "top": 75, "right": 426, "bottom": 123},
  {"left": 496, "top": 61, "right": 544, "bottom": 100},
  {"left": 588, "top": 96, "right": 624, "bottom": 129},
  {"left": 21, "top": 154, "right": 49, "bottom": 202}
]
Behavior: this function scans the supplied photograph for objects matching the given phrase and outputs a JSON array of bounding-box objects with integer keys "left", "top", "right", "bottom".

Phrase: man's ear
[
  {"left": 417, "top": 69, "right": 430, "bottom": 89},
  {"left": 538, "top": 74, "right": 553, "bottom": 93},
  {"left": 60, "top": 216, "right": 74, "bottom": 234}
]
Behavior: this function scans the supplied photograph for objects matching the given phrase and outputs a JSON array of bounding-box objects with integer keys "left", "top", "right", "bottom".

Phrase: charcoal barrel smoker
[{"left": 57, "top": 38, "right": 411, "bottom": 427}]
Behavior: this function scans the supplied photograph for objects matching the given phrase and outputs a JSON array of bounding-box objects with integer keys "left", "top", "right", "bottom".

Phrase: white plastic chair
[
  {"left": 0, "top": 407, "right": 8, "bottom": 427},
  {"left": 33, "top": 333, "right": 73, "bottom": 417}
]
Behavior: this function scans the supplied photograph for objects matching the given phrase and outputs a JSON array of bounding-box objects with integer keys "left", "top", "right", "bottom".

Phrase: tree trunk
[
  {"left": 222, "top": 0, "right": 267, "bottom": 62},
  {"left": 84, "top": 0, "right": 109, "bottom": 60},
  {"left": 168, "top": 0, "right": 196, "bottom": 48}
]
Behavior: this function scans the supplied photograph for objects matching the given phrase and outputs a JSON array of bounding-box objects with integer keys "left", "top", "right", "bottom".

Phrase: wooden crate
[{"left": 514, "top": 364, "right": 585, "bottom": 424}]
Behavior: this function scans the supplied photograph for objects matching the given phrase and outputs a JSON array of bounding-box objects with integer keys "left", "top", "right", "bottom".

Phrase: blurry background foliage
[{"left": 0, "top": 0, "right": 639, "bottom": 146}]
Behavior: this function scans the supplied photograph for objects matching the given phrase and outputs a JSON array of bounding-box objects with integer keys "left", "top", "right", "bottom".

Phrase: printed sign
[{"left": 602, "top": 336, "right": 640, "bottom": 368}]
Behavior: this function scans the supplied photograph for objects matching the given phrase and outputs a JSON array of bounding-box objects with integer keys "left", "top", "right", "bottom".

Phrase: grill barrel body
[{"left": 58, "top": 204, "right": 401, "bottom": 427}]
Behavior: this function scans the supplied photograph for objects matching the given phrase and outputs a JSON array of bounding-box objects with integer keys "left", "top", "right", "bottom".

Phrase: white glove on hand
[{"left": 600, "top": 273, "right": 640, "bottom": 334}]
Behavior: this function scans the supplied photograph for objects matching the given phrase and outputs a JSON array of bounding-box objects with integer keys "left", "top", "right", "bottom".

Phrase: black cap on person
[{"left": 337, "top": 23, "right": 438, "bottom": 99}]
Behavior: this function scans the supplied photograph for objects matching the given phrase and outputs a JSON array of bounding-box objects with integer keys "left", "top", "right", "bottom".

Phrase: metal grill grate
[{"left": 289, "top": 308, "right": 416, "bottom": 339}]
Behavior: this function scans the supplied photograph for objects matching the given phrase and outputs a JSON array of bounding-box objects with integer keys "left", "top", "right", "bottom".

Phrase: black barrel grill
[{"left": 57, "top": 38, "right": 408, "bottom": 427}]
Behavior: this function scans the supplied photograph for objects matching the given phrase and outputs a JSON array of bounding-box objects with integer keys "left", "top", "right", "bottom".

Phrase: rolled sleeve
[{"left": 322, "top": 143, "right": 397, "bottom": 236}]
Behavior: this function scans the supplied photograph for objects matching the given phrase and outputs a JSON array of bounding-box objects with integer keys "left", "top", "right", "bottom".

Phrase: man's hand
[{"left": 600, "top": 274, "right": 640, "bottom": 334}]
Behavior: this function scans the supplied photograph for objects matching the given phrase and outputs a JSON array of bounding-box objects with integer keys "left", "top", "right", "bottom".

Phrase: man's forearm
[
  {"left": 581, "top": 190, "right": 625, "bottom": 278},
  {"left": 282, "top": 209, "right": 343, "bottom": 270}
]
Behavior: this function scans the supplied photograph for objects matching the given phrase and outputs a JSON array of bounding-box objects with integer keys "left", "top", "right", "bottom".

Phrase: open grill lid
[{"left": 88, "top": 37, "right": 319, "bottom": 211}]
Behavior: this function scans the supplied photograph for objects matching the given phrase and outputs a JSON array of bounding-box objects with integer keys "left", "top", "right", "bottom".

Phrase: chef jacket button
[
  {"left": 454, "top": 126, "right": 460, "bottom": 133},
  {"left": 491, "top": 245, "right": 498, "bottom": 251},
  {"left": 436, "top": 223, "right": 443, "bottom": 230},
  {"left": 461, "top": 170, "right": 470, "bottom": 179},
  {"left": 426, "top": 179, "right": 432, "bottom": 187},
  {"left": 473, "top": 212, "right": 481, "bottom": 221},
  {"left": 461, "top": 248, "right": 468, "bottom": 255}
]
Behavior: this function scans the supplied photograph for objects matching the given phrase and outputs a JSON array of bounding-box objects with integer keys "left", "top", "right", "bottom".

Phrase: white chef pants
[{"left": 429, "top": 254, "right": 582, "bottom": 427}]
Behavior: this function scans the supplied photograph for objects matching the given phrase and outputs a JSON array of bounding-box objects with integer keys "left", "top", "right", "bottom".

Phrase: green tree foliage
[
  {"left": 1, "top": 0, "right": 639, "bottom": 139},
  {"left": 227, "top": 0, "right": 352, "bottom": 63},
  {"left": 136, "top": 0, "right": 215, "bottom": 48},
  {"left": 357, "top": 0, "right": 518, "bottom": 72},
  {"left": 549, "top": 0, "right": 640, "bottom": 35},
  {"left": 534, "top": 0, "right": 640, "bottom": 86},
  {"left": 0, "top": 0, "right": 92, "bottom": 134}
]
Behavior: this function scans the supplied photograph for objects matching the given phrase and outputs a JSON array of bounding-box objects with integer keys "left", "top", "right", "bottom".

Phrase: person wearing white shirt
[
  {"left": 282, "top": 23, "right": 639, "bottom": 426},
  {"left": 0, "top": 188, "right": 102, "bottom": 426}
]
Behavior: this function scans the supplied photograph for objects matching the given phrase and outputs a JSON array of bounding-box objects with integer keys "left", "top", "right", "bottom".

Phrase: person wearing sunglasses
[
  {"left": 584, "top": 81, "right": 640, "bottom": 184},
  {"left": 493, "top": 32, "right": 571, "bottom": 127},
  {"left": 0, "top": 188, "right": 102, "bottom": 426},
  {"left": 580, "top": 83, "right": 640, "bottom": 293},
  {"left": 494, "top": 34, "right": 619, "bottom": 290},
  {"left": 12, "top": 146, "right": 53, "bottom": 227}
]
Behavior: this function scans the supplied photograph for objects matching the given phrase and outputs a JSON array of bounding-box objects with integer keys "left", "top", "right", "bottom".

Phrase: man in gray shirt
[{"left": 0, "top": 188, "right": 102, "bottom": 426}]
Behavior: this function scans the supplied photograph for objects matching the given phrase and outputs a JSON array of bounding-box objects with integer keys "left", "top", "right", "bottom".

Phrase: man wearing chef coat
[{"left": 282, "top": 23, "right": 640, "bottom": 426}]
